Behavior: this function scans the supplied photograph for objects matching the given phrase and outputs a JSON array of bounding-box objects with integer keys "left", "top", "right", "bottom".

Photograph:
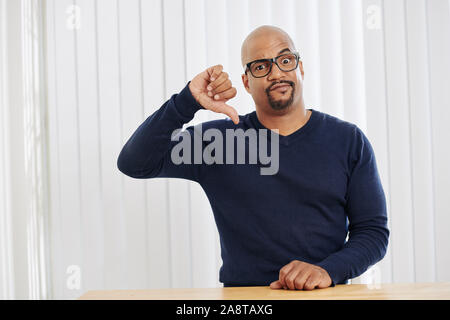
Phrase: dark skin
[
  {"left": 189, "top": 26, "right": 332, "bottom": 290},
  {"left": 241, "top": 25, "right": 312, "bottom": 137},
  {"left": 242, "top": 26, "right": 332, "bottom": 290}
]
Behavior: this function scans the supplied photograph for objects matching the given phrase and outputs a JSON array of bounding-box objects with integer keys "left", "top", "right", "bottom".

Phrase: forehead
[{"left": 244, "top": 34, "right": 294, "bottom": 63}]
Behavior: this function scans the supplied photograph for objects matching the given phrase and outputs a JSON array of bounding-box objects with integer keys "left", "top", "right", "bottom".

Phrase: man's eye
[
  {"left": 255, "top": 64, "right": 266, "bottom": 70},
  {"left": 282, "top": 58, "right": 291, "bottom": 64}
]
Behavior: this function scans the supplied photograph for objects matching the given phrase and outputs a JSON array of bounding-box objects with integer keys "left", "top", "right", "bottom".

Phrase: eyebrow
[
  {"left": 245, "top": 48, "right": 294, "bottom": 68},
  {"left": 251, "top": 48, "right": 292, "bottom": 62},
  {"left": 277, "top": 48, "right": 291, "bottom": 55}
]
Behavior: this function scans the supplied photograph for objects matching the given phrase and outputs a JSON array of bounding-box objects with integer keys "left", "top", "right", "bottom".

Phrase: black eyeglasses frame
[{"left": 244, "top": 51, "right": 301, "bottom": 78}]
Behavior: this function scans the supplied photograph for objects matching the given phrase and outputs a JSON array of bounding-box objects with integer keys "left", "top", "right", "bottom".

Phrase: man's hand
[
  {"left": 270, "top": 260, "right": 332, "bottom": 290},
  {"left": 189, "top": 64, "right": 239, "bottom": 124}
]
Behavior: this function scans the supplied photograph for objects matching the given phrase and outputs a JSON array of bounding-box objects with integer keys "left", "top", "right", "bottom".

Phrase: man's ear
[
  {"left": 242, "top": 73, "right": 251, "bottom": 94},
  {"left": 299, "top": 61, "right": 305, "bottom": 81}
]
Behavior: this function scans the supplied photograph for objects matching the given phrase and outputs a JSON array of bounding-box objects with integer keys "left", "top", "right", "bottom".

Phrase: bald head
[{"left": 241, "top": 25, "right": 296, "bottom": 68}]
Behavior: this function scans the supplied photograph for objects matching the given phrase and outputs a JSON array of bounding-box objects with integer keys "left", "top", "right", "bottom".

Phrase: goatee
[{"left": 265, "top": 81, "right": 295, "bottom": 111}]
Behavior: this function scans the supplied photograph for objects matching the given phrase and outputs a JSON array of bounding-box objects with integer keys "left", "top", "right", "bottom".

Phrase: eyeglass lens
[{"left": 250, "top": 53, "right": 298, "bottom": 77}]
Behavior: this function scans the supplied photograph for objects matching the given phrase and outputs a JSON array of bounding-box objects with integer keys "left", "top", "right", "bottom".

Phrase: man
[{"left": 117, "top": 25, "right": 389, "bottom": 290}]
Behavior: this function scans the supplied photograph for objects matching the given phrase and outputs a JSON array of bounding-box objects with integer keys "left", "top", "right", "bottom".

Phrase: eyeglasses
[{"left": 244, "top": 51, "right": 300, "bottom": 78}]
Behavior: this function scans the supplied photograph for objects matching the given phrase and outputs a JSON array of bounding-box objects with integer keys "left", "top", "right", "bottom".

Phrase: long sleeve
[
  {"left": 317, "top": 126, "right": 390, "bottom": 285},
  {"left": 117, "top": 82, "right": 205, "bottom": 182}
]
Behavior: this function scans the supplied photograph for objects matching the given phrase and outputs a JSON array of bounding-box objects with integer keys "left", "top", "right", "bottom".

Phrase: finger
[
  {"left": 279, "top": 262, "right": 297, "bottom": 289},
  {"left": 303, "top": 274, "right": 320, "bottom": 291},
  {"left": 285, "top": 268, "right": 302, "bottom": 290},
  {"left": 213, "top": 79, "right": 232, "bottom": 96},
  {"left": 208, "top": 64, "right": 223, "bottom": 81},
  {"left": 213, "top": 87, "right": 237, "bottom": 101},
  {"left": 318, "top": 276, "right": 332, "bottom": 289},
  {"left": 270, "top": 280, "right": 283, "bottom": 290},
  {"left": 294, "top": 269, "right": 312, "bottom": 290},
  {"left": 207, "top": 72, "right": 229, "bottom": 93}
]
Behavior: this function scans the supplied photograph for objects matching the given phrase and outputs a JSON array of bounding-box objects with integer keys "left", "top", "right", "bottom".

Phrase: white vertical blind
[
  {"left": 140, "top": 0, "right": 172, "bottom": 289},
  {"left": 118, "top": 0, "right": 149, "bottom": 290},
  {"left": 95, "top": 0, "right": 128, "bottom": 290},
  {"left": 426, "top": 0, "right": 450, "bottom": 282},
  {"left": 49, "top": 0, "right": 85, "bottom": 299},
  {"left": 38, "top": 0, "right": 450, "bottom": 298},
  {"left": 295, "top": 0, "right": 321, "bottom": 113},
  {"left": 184, "top": 0, "right": 222, "bottom": 288},
  {"left": 163, "top": 0, "right": 193, "bottom": 289},
  {"left": 340, "top": 0, "right": 367, "bottom": 131},
  {"left": 0, "top": 0, "right": 49, "bottom": 299},
  {"left": 406, "top": 0, "right": 436, "bottom": 284},
  {"left": 75, "top": 0, "right": 104, "bottom": 293},
  {"left": 0, "top": 0, "right": 15, "bottom": 300},
  {"left": 384, "top": 0, "right": 415, "bottom": 283},
  {"left": 317, "top": 0, "right": 345, "bottom": 118},
  {"left": 361, "top": 0, "right": 393, "bottom": 284}
]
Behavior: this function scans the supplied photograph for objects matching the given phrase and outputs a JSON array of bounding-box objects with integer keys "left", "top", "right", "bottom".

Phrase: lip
[{"left": 270, "top": 83, "right": 291, "bottom": 91}]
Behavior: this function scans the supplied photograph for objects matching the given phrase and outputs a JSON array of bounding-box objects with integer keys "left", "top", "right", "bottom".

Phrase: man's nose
[{"left": 267, "top": 63, "right": 285, "bottom": 81}]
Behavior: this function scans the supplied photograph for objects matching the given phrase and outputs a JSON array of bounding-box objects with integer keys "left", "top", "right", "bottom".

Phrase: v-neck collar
[{"left": 249, "top": 108, "right": 319, "bottom": 146}]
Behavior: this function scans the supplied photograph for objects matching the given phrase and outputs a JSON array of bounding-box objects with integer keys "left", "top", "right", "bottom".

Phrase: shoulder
[
  {"left": 313, "top": 109, "right": 375, "bottom": 159},
  {"left": 317, "top": 110, "right": 359, "bottom": 135},
  {"left": 312, "top": 110, "right": 362, "bottom": 147}
]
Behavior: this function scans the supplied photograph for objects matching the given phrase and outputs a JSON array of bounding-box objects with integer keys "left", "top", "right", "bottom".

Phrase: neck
[{"left": 256, "top": 100, "right": 311, "bottom": 136}]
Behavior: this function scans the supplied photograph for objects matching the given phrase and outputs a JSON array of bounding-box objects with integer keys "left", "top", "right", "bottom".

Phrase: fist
[
  {"left": 270, "top": 260, "right": 332, "bottom": 291},
  {"left": 189, "top": 64, "right": 239, "bottom": 124}
]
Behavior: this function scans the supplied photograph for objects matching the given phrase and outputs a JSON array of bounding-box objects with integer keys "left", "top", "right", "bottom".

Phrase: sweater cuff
[
  {"left": 316, "top": 255, "right": 349, "bottom": 287},
  {"left": 174, "top": 81, "right": 205, "bottom": 118}
]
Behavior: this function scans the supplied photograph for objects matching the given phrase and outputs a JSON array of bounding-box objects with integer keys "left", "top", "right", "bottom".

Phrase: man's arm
[
  {"left": 117, "top": 81, "right": 203, "bottom": 181},
  {"left": 270, "top": 126, "right": 389, "bottom": 290},
  {"left": 117, "top": 65, "right": 238, "bottom": 182},
  {"left": 315, "top": 126, "right": 390, "bottom": 285}
]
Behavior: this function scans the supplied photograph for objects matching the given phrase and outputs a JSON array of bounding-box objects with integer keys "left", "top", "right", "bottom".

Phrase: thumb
[
  {"left": 215, "top": 102, "right": 239, "bottom": 125},
  {"left": 270, "top": 280, "right": 283, "bottom": 290},
  {"left": 197, "top": 95, "right": 240, "bottom": 124},
  {"left": 223, "top": 104, "right": 240, "bottom": 125}
]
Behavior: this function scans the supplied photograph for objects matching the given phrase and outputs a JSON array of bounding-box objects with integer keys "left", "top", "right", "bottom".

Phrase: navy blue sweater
[{"left": 117, "top": 82, "right": 389, "bottom": 287}]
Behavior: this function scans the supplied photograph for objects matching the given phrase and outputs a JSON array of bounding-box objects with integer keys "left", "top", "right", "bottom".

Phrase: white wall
[
  {"left": 44, "top": 0, "right": 225, "bottom": 299},
  {"left": 0, "top": 0, "right": 50, "bottom": 299},
  {"left": 0, "top": 0, "right": 15, "bottom": 300},
  {"left": 1, "top": 0, "right": 450, "bottom": 299}
]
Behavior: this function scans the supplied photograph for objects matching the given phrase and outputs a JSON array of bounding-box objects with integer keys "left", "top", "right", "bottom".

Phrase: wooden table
[{"left": 79, "top": 282, "right": 450, "bottom": 300}]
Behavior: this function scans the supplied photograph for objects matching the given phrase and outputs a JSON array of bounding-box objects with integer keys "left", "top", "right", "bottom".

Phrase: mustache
[{"left": 266, "top": 80, "right": 295, "bottom": 92}]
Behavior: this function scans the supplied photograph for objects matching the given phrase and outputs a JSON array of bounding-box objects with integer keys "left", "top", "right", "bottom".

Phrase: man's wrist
[
  {"left": 317, "top": 265, "right": 332, "bottom": 285},
  {"left": 188, "top": 81, "right": 204, "bottom": 109}
]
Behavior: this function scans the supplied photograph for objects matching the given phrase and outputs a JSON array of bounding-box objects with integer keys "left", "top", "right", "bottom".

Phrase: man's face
[{"left": 241, "top": 34, "right": 304, "bottom": 113}]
